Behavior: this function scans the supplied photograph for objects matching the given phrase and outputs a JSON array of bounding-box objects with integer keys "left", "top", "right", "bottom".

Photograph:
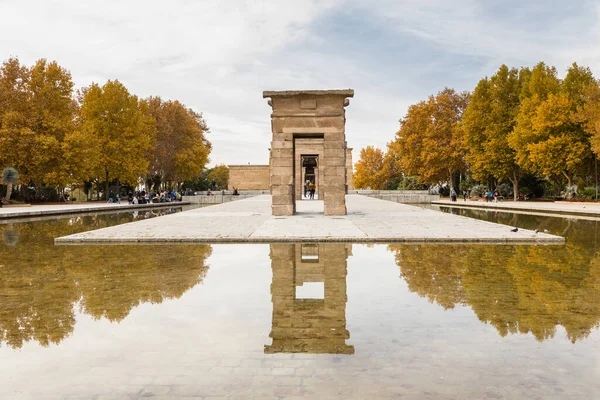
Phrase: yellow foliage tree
[
  {"left": 0, "top": 58, "right": 77, "bottom": 189},
  {"left": 579, "top": 81, "right": 600, "bottom": 155},
  {"left": 147, "top": 97, "right": 211, "bottom": 187},
  {"left": 509, "top": 63, "right": 594, "bottom": 187},
  {"left": 208, "top": 164, "right": 229, "bottom": 190},
  {"left": 461, "top": 65, "right": 528, "bottom": 199},
  {"left": 353, "top": 146, "right": 385, "bottom": 189},
  {"left": 78, "top": 80, "right": 156, "bottom": 199},
  {"left": 391, "top": 88, "right": 468, "bottom": 188}
]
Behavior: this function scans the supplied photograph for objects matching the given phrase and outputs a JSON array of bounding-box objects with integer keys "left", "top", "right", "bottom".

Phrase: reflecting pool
[{"left": 1, "top": 209, "right": 600, "bottom": 399}]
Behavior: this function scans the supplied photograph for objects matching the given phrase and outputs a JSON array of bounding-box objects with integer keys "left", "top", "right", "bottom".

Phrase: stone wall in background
[
  {"left": 228, "top": 165, "right": 270, "bottom": 191},
  {"left": 352, "top": 190, "right": 440, "bottom": 204}
]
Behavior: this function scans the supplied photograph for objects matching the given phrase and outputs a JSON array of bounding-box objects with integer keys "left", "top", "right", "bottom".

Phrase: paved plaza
[{"left": 55, "top": 195, "right": 563, "bottom": 244}]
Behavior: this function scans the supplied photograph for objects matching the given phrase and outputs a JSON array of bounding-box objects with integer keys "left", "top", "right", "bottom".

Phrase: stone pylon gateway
[{"left": 263, "top": 89, "right": 354, "bottom": 216}]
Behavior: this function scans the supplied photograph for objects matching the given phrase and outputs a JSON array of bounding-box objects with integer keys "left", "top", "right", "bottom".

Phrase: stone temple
[{"left": 228, "top": 89, "right": 355, "bottom": 216}]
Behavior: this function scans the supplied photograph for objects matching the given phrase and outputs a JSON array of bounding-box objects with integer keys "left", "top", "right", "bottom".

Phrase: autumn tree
[
  {"left": 461, "top": 65, "right": 529, "bottom": 200},
  {"left": 508, "top": 62, "right": 594, "bottom": 188},
  {"left": 147, "top": 97, "right": 211, "bottom": 187},
  {"left": 353, "top": 146, "right": 385, "bottom": 189},
  {"left": 0, "top": 58, "right": 77, "bottom": 189},
  {"left": 579, "top": 80, "right": 600, "bottom": 153},
  {"left": 391, "top": 88, "right": 469, "bottom": 188},
  {"left": 380, "top": 141, "right": 404, "bottom": 190},
  {"left": 77, "top": 80, "right": 156, "bottom": 199},
  {"left": 207, "top": 164, "right": 229, "bottom": 189}
]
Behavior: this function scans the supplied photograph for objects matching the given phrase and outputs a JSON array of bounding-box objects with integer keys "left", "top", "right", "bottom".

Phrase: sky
[{"left": 1, "top": 0, "right": 599, "bottom": 167}]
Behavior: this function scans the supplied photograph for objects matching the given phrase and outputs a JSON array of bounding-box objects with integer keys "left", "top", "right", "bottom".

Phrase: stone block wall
[
  {"left": 228, "top": 165, "right": 270, "bottom": 191},
  {"left": 263, "top": 90, "right": 354, "bottom": 216},
  {"left": 346, "top": 147, "right": 354, "bottom": 191},
  {"left": 265, "top": 243, "right": 354, "bottom": 354},
  {"left": 350, "top": 190, "right": 440, "bottom": 203}
]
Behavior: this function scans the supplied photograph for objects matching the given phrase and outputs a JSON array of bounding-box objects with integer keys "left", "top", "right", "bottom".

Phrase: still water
[{"left": 0, "top": 207, "right": 599, "bottom": 399}]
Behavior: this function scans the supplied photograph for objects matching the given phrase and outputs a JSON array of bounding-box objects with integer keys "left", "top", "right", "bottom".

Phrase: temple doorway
[{"left": 300, "top": 155, "right": 318, "bottom": 200}]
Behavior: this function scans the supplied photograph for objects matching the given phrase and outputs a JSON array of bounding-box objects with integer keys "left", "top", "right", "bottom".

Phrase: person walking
[
  {"left": 463, "top": 190, "right": 467, "bottom": 202},
  {"left": 309, "top": 183, "right": 316, "bottom": 199}
]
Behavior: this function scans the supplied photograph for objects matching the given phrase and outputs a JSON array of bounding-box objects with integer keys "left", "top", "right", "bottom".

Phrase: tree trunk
[
  {"left": 96, "top": 180, "right": 100, "bottom": 201},
  {"left": 509, "top": 170, "right": 519, "bottom": 201},
  {"left": 5, "top": 183, "right": 12, "bottom": 201},
  {"left": 562, "top": 171, "right": 572, "bottom": 190},
  {"left": 105, "top": 169, "right": 110, "bottom": 201}
]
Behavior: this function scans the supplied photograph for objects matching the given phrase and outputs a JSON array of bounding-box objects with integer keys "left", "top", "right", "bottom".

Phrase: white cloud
[{"left": 1, "top": 0, "right": 599, "bottom": 167}]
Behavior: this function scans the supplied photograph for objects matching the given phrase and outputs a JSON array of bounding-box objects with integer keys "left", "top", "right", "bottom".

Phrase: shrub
[
  {"left": 2, "top": 167, "right": 18, "bottom": 184},
  {"left": 459, "top": 178, "right": 476, "bottom": 194},
  {"left": 469, "top": 184, "right": 488, "bottom": 197},
  {"left": 399, "top": 176, "right": 428, "bottom": 190},
  {"left": 496, "top": 182, "right": 513, "bottom": 198},
  {"left": 438, "top": 185, "right": 450, "bottom": 197},
  {"left": 580, "top": 187, "right": 597, "bottom": 200}
]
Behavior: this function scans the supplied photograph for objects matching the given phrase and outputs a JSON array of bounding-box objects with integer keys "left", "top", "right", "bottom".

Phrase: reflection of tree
[
  {"left": 0, "top": 216, "right": 211, "bottom": 348},
  {"left": 75, "top": 249, "right": 210, "bottom": 322},
  {"left": 390, "top": 236, "right": 600, "bottom": 342}
]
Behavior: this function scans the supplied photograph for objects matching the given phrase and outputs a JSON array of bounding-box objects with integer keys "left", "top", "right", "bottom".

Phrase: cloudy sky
[{"left": 1, "top": 0, "right": 599, "bottom": 166}]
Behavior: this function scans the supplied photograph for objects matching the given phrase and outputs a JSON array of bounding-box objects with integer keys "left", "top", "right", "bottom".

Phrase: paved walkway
[
  {"left": 0, "top": 201, "right": 191, "bottom": 219},
  {"left": 433, "top": 199, "right": 600, "bottom": 217},
  {"left": 55, "top": 195, "right": 563, "bottom": 244}
]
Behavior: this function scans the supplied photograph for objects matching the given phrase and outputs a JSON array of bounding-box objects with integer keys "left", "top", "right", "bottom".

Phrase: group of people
[
  {"left": 303, "top": 181, "right": 317, "bottom": 199},
  {"left": 106, "top": 190, "right": 183, "bottom": 204},
  {"left": 484, "top": 190, "right": 503, "bottom": 203},
  {"left": 450, "top": 189, "right": 466, "bottom": 202},
  {"left": 449, "top": 188, "right": 503, "bottom": 202}
]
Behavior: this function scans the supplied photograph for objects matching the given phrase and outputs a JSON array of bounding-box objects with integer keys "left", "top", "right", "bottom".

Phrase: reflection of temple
[{"left": 265, "top": 243, "right": 354, "bottom": 354}]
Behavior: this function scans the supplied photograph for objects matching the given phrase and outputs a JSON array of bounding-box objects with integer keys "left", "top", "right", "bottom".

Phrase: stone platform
[{"left": 55, "top": 195, "right": 564, "bottom": 244}]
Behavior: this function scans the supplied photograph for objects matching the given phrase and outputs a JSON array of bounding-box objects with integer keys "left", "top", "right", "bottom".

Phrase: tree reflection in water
[
  {"left": 389, "top": 210, "right": 600, "bottom": 342},
  {"left": 0, "top": 212, "right": 212, "bottom": 349}
]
